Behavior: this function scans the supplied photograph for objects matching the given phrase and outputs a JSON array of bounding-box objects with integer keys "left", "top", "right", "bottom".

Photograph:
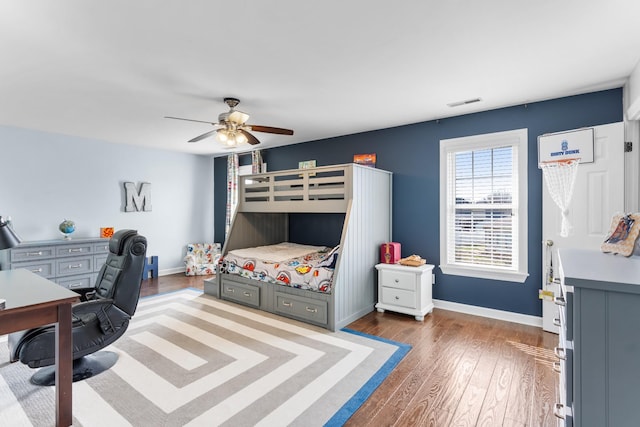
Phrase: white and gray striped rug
[{"left": 0, "top": 289, "right": 409, "bottom": 426}]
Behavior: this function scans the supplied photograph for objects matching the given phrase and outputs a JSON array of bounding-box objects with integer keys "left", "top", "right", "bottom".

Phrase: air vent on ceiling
[{"left": 447, "top": 98, "right": 482, "bottom": 108}]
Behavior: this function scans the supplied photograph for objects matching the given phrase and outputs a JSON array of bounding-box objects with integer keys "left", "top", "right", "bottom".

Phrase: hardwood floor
[{"left": 142, "top": 274, "right": 558, "bottom": 427}]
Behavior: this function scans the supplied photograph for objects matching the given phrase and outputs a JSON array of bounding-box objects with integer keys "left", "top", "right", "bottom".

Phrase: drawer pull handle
[
  {"left": 69, "top": 283, "right": 83, "bottom": 288},
  {"left": 553, "top": 317, "right": 561, "bottom": 327},
  {"left": 67, "top": 264, "right": 82, "bottom": 269},
  {"left": 31, "top": 268, "right": 43, "bottom": 273},
  {"left": 395, "top": 296, "right": 399, "bottom": 300},
  {"left": 553, "top": 403, "right": 565, "bottom": 419},
  {"left": 226, "top": 288, "right": 235, "bottom": 293},
  {"left": 243, "top": 291, "right": 251, "bottom": 297},
  {"left": 26, "top": 251, "right": 43, "bottom": 256},
  {"left": 554, "top": 347, "right": 566, "bottom": 360},
  {"left": 282, "top": 301, "right": 293, "bottom": 307},
  {"left": 554, "top": 296, "right": 566, "bottom": 307},
  {"left": 394, "top": 279, "right": 399, "bottom": 283},
  {"left": 305, "top": 307, "right": 318, "bottom": 313},
  {"left": 68, "top": 248, "right": 83, "bottom": 253},
  {"left": 552, "top": 361, "right": 561, "bottom": 373}
]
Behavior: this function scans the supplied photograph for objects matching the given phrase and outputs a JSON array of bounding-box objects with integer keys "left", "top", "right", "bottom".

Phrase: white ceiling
[{"left": 2, "top": 0, "right": 640, "bottom": 156}]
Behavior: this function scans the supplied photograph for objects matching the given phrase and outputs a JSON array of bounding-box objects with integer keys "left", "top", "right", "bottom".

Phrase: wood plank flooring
[{"left": 141, "top": 274, "right": 559, "bottom": 427}]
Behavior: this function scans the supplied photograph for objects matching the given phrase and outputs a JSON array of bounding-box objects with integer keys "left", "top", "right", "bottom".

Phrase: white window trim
[{"left": 439, "top": 128, "right": 529, "bottom": 283}]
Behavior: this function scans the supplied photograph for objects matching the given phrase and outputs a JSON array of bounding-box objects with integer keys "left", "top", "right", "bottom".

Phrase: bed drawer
[
  {"left": 221, "top": 280, "right": 260, "bottom": 308},
  {"left": 275, "top": 292, "right": 328, "bottom": 325}
]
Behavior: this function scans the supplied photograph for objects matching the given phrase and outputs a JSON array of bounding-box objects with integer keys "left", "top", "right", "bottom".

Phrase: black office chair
[{"left": 8, "top": 229, "right": 147, "bottom": 385}]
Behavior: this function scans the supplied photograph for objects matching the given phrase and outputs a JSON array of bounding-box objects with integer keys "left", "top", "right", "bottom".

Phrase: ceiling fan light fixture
[
  {"left": 235, "top": 132, "right": 248, "bottom": 145},
  {"left": 216, "top": 129, "right": 229, "bottom": 143}
]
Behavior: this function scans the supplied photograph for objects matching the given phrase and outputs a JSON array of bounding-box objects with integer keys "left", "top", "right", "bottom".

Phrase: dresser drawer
[
  {"left": 94, "top": 254, "right": 108, "bottom": 271},
  {"left": 93, "top": 242, "right": 110, "bottom": 254},
  {"left": 56, "top": 256, "right": 93, "bottom": 277},
  {"left": 12, "top": 260, "right": 56, "bottom": 278},
  {"left": 56, "top": 243, "right": 93, "bottom": 257},
  {"left": 56, "top": 273, "right": 95, "bottom": 290},
  {"left": 380, "top": 269, "right": 416, "bottom": 291},
  {"left": 10, "top": 246, "right": 55, "bottom": 262},
  {"left": 221, "top": 280, "right": 260, "bottom": 308},
  {"left": 275, "top": 292, "right": 328, "bottom": 325},
  {"left": 381, "top": 287, "right": 416, "bottom": 309}
]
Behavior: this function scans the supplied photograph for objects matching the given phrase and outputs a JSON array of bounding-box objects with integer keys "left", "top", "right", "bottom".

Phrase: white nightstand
[{"left": 375, "top": 263, "right": 434, "bottom": 321}]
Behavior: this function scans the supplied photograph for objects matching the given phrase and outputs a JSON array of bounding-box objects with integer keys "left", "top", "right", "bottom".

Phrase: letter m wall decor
[{"left": 124, "top": 182, "right": 152, "bottom": 212}]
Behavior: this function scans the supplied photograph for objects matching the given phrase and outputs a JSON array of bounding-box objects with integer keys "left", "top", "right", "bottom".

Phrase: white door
[{"left": 541, "top": 122, "right": 625, "bottom": 333}]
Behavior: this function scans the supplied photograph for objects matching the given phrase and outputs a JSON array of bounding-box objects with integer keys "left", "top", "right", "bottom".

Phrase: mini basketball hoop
[{"left": 540, "top": 158, "right": 580, "bottom": 237}]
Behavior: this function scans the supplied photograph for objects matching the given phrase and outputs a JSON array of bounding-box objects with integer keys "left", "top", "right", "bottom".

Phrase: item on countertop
[
  {"left": 380, "top": 242, "right": 401, "bottom": 264},
  {"left": 100, "top": 227, "right": 114, "bottom": 238},
  {"left": 601, "top": 213, "right": 640, "bottom": 256},
  {"left": 58, "top": 219, "right": 75, "bottom": 240},
  {"left": 399, "top": 254, "right": 426, "bottom": 267}
]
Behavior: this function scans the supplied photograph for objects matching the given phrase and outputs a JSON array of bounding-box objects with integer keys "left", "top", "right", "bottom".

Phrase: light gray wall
[{"left": 0, "top": 126, "right": 215, "bottom": 273}]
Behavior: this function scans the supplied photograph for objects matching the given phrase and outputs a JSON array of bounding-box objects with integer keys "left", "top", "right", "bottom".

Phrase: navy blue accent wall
[
  {"left": 214, "top": 89, "right": 623, "bottom": 317},
  {"left": 288, "top": 213, "right": 345, "bottom": 247}
]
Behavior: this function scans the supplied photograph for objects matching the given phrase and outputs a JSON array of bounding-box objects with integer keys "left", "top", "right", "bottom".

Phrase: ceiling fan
[{"left": 165, "top": 97, "right": 294, "bottom": 146}]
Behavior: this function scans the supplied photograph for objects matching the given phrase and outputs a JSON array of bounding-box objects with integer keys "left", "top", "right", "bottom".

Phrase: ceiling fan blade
[
  {"left": 240, "top": 129, "right": 260, "bottom": 145},
  {"left": 248, "top": 125, "right": 294, "bottom": 135},
  {"left": 228, "top": 110, "right": 250, "bottom": 124},
  {"left": 188, "top": 129, "right": 218, "bottom": 143},
  {"left": 165, "top": 116, "right": 217, "bottom": 125}
]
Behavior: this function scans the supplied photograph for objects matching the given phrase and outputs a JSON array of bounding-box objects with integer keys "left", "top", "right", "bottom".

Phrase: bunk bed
[{"left": 206, "top": 163, "right": 392, "bottom": 331}]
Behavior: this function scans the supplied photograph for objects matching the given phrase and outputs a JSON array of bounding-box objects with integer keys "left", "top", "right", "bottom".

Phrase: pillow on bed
[{"left": 228, "top": 242, "right": 327, "bottom": 263}]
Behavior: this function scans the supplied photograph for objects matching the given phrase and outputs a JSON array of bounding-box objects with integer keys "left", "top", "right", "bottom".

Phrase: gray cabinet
[
  {"left": 556, "top": 249, "right": 640, "bottom": 427},
  {"left": 0, "top": 238, "right": 110, "bottom": 290}
]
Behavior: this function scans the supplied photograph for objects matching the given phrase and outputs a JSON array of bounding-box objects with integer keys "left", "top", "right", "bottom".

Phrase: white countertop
[{"left": 558, "top": 248, "right": 640, "bottom": 290}]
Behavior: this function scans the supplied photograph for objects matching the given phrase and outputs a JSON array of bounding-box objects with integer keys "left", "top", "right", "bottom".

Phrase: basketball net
[{"left": 541, "top": 159, "right": 580, "bottom": 237}]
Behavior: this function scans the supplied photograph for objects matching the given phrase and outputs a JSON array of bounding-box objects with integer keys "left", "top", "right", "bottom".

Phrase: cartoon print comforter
[{"left": 220, "top": 243, "right": 339, "bottom": 293}]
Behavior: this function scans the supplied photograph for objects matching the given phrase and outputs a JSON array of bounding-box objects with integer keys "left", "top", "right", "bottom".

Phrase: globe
[{"left": 59, "top": 219, "right": 75, "bottom": 240}]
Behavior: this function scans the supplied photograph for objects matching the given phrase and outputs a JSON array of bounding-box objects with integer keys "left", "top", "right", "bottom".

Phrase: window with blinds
[{"left": 439, "top": 129, "right": 528, "bottom": 283}]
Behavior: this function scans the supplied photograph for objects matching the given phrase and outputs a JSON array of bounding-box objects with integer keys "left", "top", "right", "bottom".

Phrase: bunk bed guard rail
[{"left": 239, "top": 164, "right": 353, "bottom": 213}]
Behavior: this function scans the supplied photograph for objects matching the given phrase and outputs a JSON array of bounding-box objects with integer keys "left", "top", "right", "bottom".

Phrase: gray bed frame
[{"left": 205, "top": 163, "right": 392, "bottom": 331}]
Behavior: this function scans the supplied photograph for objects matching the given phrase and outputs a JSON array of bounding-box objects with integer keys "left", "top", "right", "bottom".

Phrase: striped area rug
[{"left": 0, "top": 289, "right": 409, "bottom": 426}]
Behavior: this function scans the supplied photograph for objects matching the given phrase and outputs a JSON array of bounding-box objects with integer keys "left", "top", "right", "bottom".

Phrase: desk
[{"left": 0, "top": 269, "right": 78, "bottom": 426}]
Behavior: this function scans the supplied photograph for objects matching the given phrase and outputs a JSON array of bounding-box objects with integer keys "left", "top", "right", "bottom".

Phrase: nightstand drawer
[
  {"left": 381, "top": 287, "right": 416, "bottom": 309},
  {"left": 380, "top": 269, "right": 416, "bottom": 291}
]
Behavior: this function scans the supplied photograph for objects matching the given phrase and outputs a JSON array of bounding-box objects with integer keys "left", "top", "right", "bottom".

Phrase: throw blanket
[{"left": 221, "top": 243, "right": 339, "bottom": 293}]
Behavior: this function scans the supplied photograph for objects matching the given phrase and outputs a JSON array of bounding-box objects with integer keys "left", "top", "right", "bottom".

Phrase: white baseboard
[
  {"left": 158, "top": 267, "right": 185, "bottom": 276},
  {"left": 433, "top": 299, "right": 543, "bottom": 328}
]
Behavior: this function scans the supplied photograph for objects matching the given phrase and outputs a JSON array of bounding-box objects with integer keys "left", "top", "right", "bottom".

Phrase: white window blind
[{"left": 440, "top": 129, "right": 528, "bottom": 283}]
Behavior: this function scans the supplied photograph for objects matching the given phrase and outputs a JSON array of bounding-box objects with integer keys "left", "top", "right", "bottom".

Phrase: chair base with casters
[
  {"left": 30, "top": 351, "right": 119, "bottom": 386},
  {"left": 7, "top": 229, "right": 147, "bottom": 385}
]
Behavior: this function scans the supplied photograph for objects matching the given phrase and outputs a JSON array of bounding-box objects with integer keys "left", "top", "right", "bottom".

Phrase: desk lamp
[
  {"left": 0, "top": 216, "right": 21, "bottom": 250},
  {"left": 0, "top": 215, "right": 21, "bottom": 309}
]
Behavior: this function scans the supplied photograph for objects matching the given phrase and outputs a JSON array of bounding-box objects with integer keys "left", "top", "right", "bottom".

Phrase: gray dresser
[
  {"left": 556, "top": 248, "right": 640, "bottom": 427},
  {"left": 0, "top": 238, "right": 110, "bottom": 290}
]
